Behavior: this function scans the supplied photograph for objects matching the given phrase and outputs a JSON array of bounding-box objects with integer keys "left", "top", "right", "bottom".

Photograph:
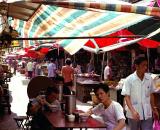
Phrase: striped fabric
[
  {"left": 47, "top": 1, "right": 160, "bottom": 18},
  {"left": 7, "top": 0, "right": 158, "bottom": 54},
  {"left": 9, "top": 5, "right": 151, "bottom": 54}
]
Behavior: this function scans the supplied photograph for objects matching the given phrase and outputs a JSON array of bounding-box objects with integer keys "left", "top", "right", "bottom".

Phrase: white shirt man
[
  {"left": 121, "top": 56, "right": 159, "bottom": 130},
  {"left": 104, "top": 65, "right": 112, "bottom": 80},
  {"left": 47, "top": 61, "right": 57, "bottom": 78},
  {"left": 122, "top": 72, "right": 155, "bottom": 120}
]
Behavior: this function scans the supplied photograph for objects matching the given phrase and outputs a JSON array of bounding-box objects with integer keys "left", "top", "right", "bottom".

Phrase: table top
[{"left": 44, "top": 111, "right": 106, "bottom": 128}]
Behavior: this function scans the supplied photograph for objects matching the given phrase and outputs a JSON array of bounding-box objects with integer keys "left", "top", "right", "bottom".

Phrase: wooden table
[{"left": 44, "top": 110, "right": 106, "bottom": 129}]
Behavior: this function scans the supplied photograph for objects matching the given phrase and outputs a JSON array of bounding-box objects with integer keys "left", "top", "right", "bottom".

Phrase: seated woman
[
  {"left": 87, "top": 83, "right": 126, "bottom": 130},
  {"left": 29, "top": 86, "right": 61, "bottom": 130}
]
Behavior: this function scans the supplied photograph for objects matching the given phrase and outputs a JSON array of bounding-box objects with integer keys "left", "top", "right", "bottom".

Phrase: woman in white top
[{"left": 88, "top": 83, "right": 126, "bottom": 130}]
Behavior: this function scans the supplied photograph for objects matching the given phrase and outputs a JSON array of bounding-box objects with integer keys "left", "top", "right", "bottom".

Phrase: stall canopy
[
  {"left": 83, "top": 29, "right": 160, "bottom": 53},
  {"left": 0, "top": 0, "right": 159, "bottom": 54}
]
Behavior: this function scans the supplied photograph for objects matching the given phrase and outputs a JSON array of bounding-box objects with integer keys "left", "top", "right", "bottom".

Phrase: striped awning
[{"left": 7, "top": 0, "right": 159, "bottom": 54}]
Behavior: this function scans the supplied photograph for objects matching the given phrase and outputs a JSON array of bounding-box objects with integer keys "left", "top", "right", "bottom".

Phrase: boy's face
[
  {"left": 136, "top": 60, "right": 148, "bottom": 74},
  {"left": 95, "top": 88, "right": 109, "bottom": 104}
]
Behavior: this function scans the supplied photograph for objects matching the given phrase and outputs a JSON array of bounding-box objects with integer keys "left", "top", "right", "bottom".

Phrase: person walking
[
  {"left": 47, "top": 59, "right": 57, "bottom": 81},
  {"left": 61, "top": 58, "right": 74, "bottom": 95},
  {"left": 121, "top": 56, "right": 159, "bottom": 130},
  {"left": 26, "top": 59, "right": 33, "bottom": 79},
  {"left": 104, "top": 60, "right": 112, "bottom": 81}
]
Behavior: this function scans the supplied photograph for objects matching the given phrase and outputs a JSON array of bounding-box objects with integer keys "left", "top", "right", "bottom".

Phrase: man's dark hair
[
  {"left": 46, "top": 86, "right": 59, "bottom": 96},
  {"left": 65, "top": 58, "right": 72, "bottom": 65},
  {"left": 94, "top": 83, "right": 110, "bottom": 94},
  {"left": 134, "top": 56, "right": 148, "bottom": 65},
  {"left": 50, "top": 59, "right": 55, "bottom": 62}
]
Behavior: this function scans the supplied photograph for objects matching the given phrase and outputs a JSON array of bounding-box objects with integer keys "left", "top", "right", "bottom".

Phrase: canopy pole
[
  {"left": 101, "top": 52, "right": 106, "bottom": 81},
  {"left": 147, "top": 48, "right": 150, "bottom": 72},
  {"left": 7, "top": 35, "right": 145, "bottom": 41}
]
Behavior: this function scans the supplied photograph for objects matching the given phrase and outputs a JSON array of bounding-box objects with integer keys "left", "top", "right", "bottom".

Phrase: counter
[
  {"left": 76, "top": 80, "right": 100, "bottom": 103},
  {"left": 76, "top": 73, "right": 100, "bottom": 82}
]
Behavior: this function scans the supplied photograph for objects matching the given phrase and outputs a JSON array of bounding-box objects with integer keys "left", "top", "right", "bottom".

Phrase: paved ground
[
  {"left": 0, "top": 72, "right": 29, "bottom": 130},
  {"left": 0, "top": 72, "right": 130, "bottom": 130}
]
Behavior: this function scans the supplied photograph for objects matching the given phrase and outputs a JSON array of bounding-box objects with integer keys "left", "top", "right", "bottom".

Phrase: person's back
[
  {"left": 62, "top": 58, "right": 74, "bottom": 95},
  {"left": 104, "top": 60, "right": 112, "bottom": 81},
  {"left": 35, "top": 64, "right": 42, "bottom": 76},
  {"left": 27, "top": 61, "right": 33, "bottom": 71},
  {"left": 47, "top": 60, "right": 57, "bottom": 80},
  {"left": 62, "top": 65, "right": 74, "bottom": 83}
]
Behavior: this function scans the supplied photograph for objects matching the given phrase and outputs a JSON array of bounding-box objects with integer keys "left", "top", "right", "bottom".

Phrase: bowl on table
[
  {"left": 67, "top": 114, "right": 75, "bottom": 122},
  {"left": 79, "top": 113, "right": 90, "bottom": 122}
]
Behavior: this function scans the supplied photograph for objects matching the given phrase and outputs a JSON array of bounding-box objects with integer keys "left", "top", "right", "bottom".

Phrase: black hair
[
  {"left": 45, "top": 86, "right": 59, "bottom": 96},
  {"left": 134, "top": 56, "right": 148, "bottom": 65},
  {"left": 65, "top": 58, "right": 72, "bottom": 65},
  {"left": 50, "top": 59, "right": 55, "bottom": 62},
  {"left": 94, "top": 83, "right": 110, "bottom": 94}
]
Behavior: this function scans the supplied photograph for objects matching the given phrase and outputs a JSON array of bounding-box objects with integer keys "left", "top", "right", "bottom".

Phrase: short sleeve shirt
[
  {"left": 32, "top": 95, "right": 61, "bottom": 111},
  {"left": 121, "top": 71, "right": 156, "bottom": 120},
  {"left": 92, "top": 101, "right": 126, "bottom": 130},
  {"left": 62, "top": 66, "right": 74, "bottom": 83},
  {"left": 104, "top": 66, "right": 112, "bottom": 80},
  {"left": 47, "top": 63, "right": 57, "bottom": 77}
]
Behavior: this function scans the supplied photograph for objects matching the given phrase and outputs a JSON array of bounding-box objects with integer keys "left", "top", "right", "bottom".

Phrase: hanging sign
[{"left": 11, "top": 40, "right": 19, "bottom": 47}]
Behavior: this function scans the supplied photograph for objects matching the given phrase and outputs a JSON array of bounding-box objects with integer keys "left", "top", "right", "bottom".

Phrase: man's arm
[{"left": 125, "top": 95, "right": 140, "bottom": 121}]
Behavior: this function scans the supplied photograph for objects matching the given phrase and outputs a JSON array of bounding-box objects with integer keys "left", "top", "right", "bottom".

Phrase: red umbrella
[
  {"left": 83, "top": 29, "right": 160, "bottom": 53},
  {"left": 21, "top": 48, "right": 45, "bottom": 59},
  {"left": 39, "top": 48, "right": 50, "bottom": 54},
  {"left": 139, "top": 39, "right": 160, "bottom": 48}
]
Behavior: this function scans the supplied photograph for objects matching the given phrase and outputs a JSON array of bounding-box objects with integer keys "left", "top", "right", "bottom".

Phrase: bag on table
[{"left": 153, "top": 120, "right": 160, "bottom": 130}]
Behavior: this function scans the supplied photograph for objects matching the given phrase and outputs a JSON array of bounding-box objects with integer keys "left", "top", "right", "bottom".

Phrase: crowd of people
[
  {"left": 0, "top": 55, "right": 160, "bottom": 130},
  {"left": 25, "top": 56, "right": 159, "bottom": 130}
]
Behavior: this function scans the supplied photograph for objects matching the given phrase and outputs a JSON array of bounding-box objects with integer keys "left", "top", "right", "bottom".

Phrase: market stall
[
  {"left": 75, "top": 73, "right": 100, "bottom": 102},
  {"left": 152, "top": 74, "right": 160, "bottom": 108}
]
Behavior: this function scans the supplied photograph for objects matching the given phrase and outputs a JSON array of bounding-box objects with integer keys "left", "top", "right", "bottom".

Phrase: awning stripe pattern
[
  {"left": 10, "top": 5, "right": 151, "bottom": 50},
  {"left": 7, "top": 0, "right": 158, "bottom": 54},
  {"left": 49, "top": 1, "right": 160, "bottom": 17}
]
